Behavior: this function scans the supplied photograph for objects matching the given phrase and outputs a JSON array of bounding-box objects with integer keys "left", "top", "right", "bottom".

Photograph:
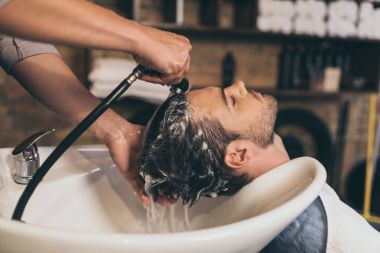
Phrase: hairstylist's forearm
[
  {"left": 0, "top": 0, "right": 192, "bottom": 85},
  {"left": 11, "top": 53, "right": 133, "bottom": 144},
  {"left": 0, "top": 0, "right": 141, "bottom": 53}
]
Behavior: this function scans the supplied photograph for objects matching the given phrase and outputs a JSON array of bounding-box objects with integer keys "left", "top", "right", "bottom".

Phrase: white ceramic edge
[{"left": 0, "top": 156, "right": 326, "bottom": 252}]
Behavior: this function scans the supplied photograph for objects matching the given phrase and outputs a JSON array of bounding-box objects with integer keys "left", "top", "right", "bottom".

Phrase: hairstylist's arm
[
  {"left": 0, "top": 0, "right": 191, "bottom": 84},
  {"left": 11, "top": 53, "right": 149, "bottom": 204}
]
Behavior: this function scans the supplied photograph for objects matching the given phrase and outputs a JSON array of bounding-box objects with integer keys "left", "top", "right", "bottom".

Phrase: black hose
[{"left": 12, "top": 65, "right": 145, "bottom": 221}]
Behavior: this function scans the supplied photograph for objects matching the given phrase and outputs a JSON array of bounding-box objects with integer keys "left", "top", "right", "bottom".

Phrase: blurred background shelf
[
  {"left": 149, "top": 23, "right": 380, "bottom": 45},
  {"left": 87, "top": 0, "right": 380, "bottom": 93}
]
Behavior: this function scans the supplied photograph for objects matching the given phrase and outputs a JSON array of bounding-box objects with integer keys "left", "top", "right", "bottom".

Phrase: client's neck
[{"left": 247, "top": 135, "right": 290, "bottom": 179}]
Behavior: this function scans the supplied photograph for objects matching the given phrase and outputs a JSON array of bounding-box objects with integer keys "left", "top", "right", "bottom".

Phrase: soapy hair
[{"left": 139, "top": 94, "right": 251, "bottom": 205}]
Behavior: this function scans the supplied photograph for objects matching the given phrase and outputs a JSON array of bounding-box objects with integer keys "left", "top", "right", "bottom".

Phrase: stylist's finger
[
  {"left": 140, "top": 56, "right": 190, "bottom": 85},
  {"left": 168, "top": 56, "right": 190, "bottom": 85},
  {"left": 139, "top": 74, "right": 166, "bottom": 85},
  {"left": 152, "top": 56, "right": 191, "bottom": 85}
]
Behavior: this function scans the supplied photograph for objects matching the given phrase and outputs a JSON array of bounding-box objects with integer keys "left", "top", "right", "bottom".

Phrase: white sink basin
[{"left": 0, "top": 145, "right": 326, "bottom": 253}]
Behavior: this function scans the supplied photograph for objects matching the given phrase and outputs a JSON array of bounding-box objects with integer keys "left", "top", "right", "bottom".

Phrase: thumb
[{"left": 108, "top": 142, "right": 130, "bottom": 174}]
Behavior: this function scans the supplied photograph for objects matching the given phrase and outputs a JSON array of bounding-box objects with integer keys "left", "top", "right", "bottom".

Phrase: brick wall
[
  {"left": 0, "top": 46, "right": 98, "bottom": 148},
  {"left": 188, "top": 39, "right": 280, "bottom": 89},
  {"left": 277, "top": 93, "right": 376, "bottom": 201}
]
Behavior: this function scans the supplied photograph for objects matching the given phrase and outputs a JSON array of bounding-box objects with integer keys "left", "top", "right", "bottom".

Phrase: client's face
[{"left": 187, "top": 81, "right": 278, "bottom": 146}]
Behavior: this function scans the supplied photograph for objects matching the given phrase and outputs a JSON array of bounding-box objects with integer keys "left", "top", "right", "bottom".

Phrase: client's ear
[{"left": 224, "top": 140, "right": 256, "bottom": 170}]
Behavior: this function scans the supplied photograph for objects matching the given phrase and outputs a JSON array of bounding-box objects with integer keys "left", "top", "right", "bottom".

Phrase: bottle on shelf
[
  {"left": 291, "top": 44, "right": 303, "bottom": 90},
  {"left": 310, "top": 43, "right": 325, "bottom": 91},
  {"left": 163, "top": 0, "right": 184, "bottom": 25},
  {"left": 234, "top": 0, "right": 257, "bottom": 28},
  {"left": 340, "top": 46, "right": 352, "bottom": 90},
  {"left": 277, "top": 44, "right": 293, "bottom": 90},
  {"left": 300, "top": 45, "right": 314, "bottom": 90},
  {"left": 335, "top": 46, "right": 345, "bottom": 70},
  {"left": 321, "top": 42, "right": 333, "bottom": 69},
  {"left": 222, "top": 51, "right": 236, "bottom": 88},
  {"left": 322, "top": 43, "right": 342, "bottom": 92},
  {"left": 200, "top": 0, "right": 219, "bottom": 27}
]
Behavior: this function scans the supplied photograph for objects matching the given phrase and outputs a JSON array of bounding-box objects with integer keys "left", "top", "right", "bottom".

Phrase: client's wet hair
[{"left": 139, "top": 93, "right": 251, "bottom": 205}]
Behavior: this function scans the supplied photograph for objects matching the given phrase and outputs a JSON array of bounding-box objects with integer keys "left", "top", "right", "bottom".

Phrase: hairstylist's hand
[
  {"left": 104, "top": 124, "right": 150, "bottom": 205},
  {"left": 107, "top": 126, "right": 177, "bottom": 206},
  {"left": 133, "top": 24, "right": 192, "bottom": 85},
  {"left": 102, "top": 121, "right": 177, "bottom": 206}
]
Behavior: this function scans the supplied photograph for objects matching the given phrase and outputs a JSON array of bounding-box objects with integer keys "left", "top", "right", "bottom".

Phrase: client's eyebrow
[{"left": 220, "top": 88, "right": 228, "bottom": 108}]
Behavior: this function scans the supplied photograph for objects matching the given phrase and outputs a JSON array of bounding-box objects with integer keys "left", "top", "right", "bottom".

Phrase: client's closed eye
[{"left": 230, "top": 95, "right": 237, "bottom": 106}]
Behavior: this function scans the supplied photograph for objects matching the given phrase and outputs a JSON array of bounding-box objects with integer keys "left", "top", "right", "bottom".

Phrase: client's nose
[{"left": 225, "top": 81, "right": 248, "bottom": 97}]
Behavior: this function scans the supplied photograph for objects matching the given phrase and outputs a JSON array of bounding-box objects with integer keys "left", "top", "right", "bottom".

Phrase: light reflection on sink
[{"left": 0, "top": 145, "right": 326, "bottom": 253}]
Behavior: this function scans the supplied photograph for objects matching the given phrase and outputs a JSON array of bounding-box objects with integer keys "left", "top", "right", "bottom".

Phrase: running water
[
  {"left": 143, "top": 195, "right": 191, "bottom": 233},
  {"left": 141, "top": 170, "right": 191, "bottom": 233}
]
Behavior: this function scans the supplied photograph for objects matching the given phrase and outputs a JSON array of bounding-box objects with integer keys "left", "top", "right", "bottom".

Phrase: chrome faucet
[{"left": 11, "top": 129, "right": 55, "bottom": 184}]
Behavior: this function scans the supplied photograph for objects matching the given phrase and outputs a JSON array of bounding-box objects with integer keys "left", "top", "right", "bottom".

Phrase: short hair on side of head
[{"left": 139, "top": 94, "right": 251, "bottom": 205}]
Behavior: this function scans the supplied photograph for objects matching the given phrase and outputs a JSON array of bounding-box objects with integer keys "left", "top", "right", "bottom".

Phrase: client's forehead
[
  {"left": 186, "top": 86, "right": 225, "bottom": 119},
  {"left": 187, "top": 86, "right": 218, "bottom": 101}
]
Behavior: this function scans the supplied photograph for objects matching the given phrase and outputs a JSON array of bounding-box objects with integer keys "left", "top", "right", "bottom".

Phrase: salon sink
[{"left": 0, "top": 145, "right": 326, "bottom": 253}]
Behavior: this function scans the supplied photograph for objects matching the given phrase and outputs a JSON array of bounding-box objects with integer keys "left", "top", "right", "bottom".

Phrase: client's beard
[{"left": 244, "top": 95, "right": 278, "bottom": 148}]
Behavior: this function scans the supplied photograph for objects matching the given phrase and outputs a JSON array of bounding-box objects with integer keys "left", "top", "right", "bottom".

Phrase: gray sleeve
[
  {"left": 0, "top": 0, "right": 9, "bottom": 8},
  {"left": 0, "top": 34, "right": 60, "bottom": 74}
]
